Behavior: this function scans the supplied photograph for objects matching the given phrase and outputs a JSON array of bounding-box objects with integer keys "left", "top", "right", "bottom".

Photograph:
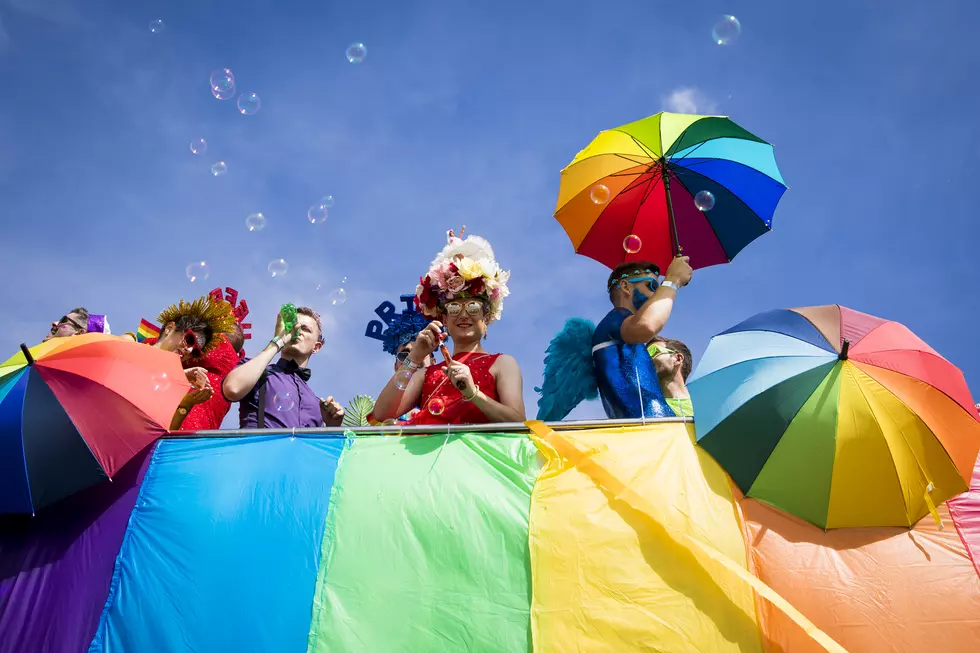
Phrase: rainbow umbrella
[
  {"left": 0, "top": 333, "right": 190, "bottom": 514},
  {"left": 689, "top": 305, "right": 980, "bottom": 529},
  {"left": 554, "top": 111, "right": 787, "bottom": 273}
]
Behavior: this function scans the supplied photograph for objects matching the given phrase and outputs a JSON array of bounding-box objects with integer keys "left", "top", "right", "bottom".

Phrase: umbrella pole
[
  {"left": 19, "top": 343, "right": 34, "bottom": 366},
  {"left": 661, "top": 164, "right": 682, "bottom": 257}
]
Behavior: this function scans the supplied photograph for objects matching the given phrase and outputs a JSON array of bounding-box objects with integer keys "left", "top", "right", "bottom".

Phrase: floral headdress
[
  {"left": 157, "top": 294, "right": 237, "bottom": 355},
  {"left": 365, "top": 294, "right": 431, "bottom": 354},
  {"left": 414, "top": 228, "right": 511, "bottom": 323}
]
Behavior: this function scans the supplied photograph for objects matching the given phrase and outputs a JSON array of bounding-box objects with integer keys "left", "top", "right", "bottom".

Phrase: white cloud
[{"left": 662, "top": 87, "right": 717, "bottom": 115}]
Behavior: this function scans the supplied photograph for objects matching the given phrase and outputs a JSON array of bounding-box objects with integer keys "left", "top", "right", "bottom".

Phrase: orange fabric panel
[{"left": 738, "top": 494, "right": 980, "bottom": 653}]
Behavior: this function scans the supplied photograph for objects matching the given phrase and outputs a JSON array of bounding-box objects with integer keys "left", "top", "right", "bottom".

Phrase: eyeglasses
[
  {"left": 626, "top": 275, "right": 660, "bottom": 293},
  {"left": 647, "top": 342, "right": 676, "bottom": 357},
  {"left": 608, "top": 268, "right": 660, "bottom": 290},
  {"left": 50, "top": 315, "right": 85, "bottom": 335},
  {"left": 445, "top": 300, "right": 485, "bottom": 317},
  {"left": 395, "top": 350, "right": 411, "bottom": 363},
  {"left": 183, "top": 329, "right": 205, "bottom": 357}
]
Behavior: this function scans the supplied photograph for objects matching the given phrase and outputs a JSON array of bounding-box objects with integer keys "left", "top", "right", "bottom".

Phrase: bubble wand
[{"left": 438, "top": 328, "right": 467, "bottom": 391}]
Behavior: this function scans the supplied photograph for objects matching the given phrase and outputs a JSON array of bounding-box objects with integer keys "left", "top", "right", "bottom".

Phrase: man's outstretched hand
[
  {"left": 665, "top": 256, "right": 693, "bottom": 287},
  {"left": 320, "top": 396, "right": 345, "bottom": 426}
]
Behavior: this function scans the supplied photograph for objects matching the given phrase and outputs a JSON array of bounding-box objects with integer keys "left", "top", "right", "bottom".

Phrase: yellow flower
[{"left": 456, "top": 257, "right": 484, "bottom": 281}]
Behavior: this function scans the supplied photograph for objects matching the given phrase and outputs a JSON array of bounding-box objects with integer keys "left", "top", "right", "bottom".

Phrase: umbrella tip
[
  {"left": 839, "top": 339, "right": 850, "bottom": 361},
  {"left": 19, "top": 343, "right": 35, "bottom": 366}
]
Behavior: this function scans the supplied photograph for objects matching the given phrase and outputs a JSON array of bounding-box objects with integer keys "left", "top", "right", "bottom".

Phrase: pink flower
[{"left": 447, "top": 275, "right": 466, "bottom": 294}]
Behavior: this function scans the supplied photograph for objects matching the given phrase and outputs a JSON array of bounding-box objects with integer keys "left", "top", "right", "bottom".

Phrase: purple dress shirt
[{"left": 236, "top": 358, "right": 323, "bottom": 429}]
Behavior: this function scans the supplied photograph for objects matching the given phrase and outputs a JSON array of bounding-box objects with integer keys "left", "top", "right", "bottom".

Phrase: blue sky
[{"left": 0, "top": 0, "right": 977, "bottom": 424}]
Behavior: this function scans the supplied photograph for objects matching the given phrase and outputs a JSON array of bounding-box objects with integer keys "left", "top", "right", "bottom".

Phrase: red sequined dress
[{"left": 408, "top": 353, "right": 501, "bottom": 426}]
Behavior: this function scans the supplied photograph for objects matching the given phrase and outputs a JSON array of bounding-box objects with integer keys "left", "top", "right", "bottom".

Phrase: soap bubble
[
  {"left": 346, "top": 43, "right": 367, "bottom": 63},
  {"left": 328, "top": 288, "right": 347, "bottom": 306},
  {"left": 623, "top": 234, "right": 643, "bottom": 254},
  {"left": 427, "top": 397, "right": 446, "bottom": 416},
  {"left": 211, "top": 86, "right": 234, "bottom": 100},
  {"left": 189, "top": 138, "right": 207, "bottom": 155},
  {"left": 307, "top": 203, "right": 328, "bottom": 224},
  {"left": 149, "top": 19, "right": 165, "bottom": 34},
  {"left": 210, "top": 161, "right": 227, "bottom": 176},
  {"left": 245, "top": 213, "right": 266, "bottom": 232},
  {"left": 712, "top": 15, "right": 741, "bottom": 45},
  {"left": 237, "top": 92, "right": 261, "bottom": 115},
  {"left": 694, "top": 190, "right": 715, "bottom": 211},
  {"left": 590, "top": 183, "right": 611, "bottom": 205},
  {"left": 319, "top": 195, "right": 335, "bottom": 208},
  {"left": 151, "top": 372, "right": 170, "bottom": 392},
  {"left": 186, "top": 261, "right": 210, "bottom": 283},
  {"left": 274, "top": 391, "right": 295, "bottom": 412},
  {"left": 394, "top": 369, "right": 414, "bottom": 390},
  {"left": 381, "top": 419, "right": 403, "bottom": 436},
  {"left": 268, "top": 258, "right": 289, "bottom": 278},
  {"left": 210, "top": 68, "right": 235, "bottom": 93}
]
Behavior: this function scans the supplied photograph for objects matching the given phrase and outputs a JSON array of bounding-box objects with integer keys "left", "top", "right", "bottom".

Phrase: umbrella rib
[
  {"left": 616, "top": 130, "right": 661, "bottom": 160},
  {"left": 666, "top": 170, "right": 735, "bottom": 262},
  {"left": 623, "top": 171, "right": 665, "bottom": 245},
  {"left": 669, "top": 156, "right": 786, "bottom": 186}
]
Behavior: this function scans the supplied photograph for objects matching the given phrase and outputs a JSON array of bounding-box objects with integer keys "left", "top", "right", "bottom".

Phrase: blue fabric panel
[
  {"left": 671, "top": 158, "right": 787, "bottom": 227},
  {"left": 0, "top": 371, "right": 31, "bottom": 514},
  {"left": 669, "top": 138, "right": 785, "bottom": 184},
  {"left": 719, "top": 309, "right": 836, "bottom": 352},
  {"left": 89, "top": 435, "right": 344, "bottom": 653}
]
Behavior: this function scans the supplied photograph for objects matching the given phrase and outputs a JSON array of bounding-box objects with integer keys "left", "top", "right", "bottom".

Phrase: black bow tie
[{"left": 280, "top": 360, "right": 312, "bottom": 382}]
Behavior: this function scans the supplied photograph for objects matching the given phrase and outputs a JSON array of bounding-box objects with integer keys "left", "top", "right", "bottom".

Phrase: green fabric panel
[
  {"left": 698, "top": 361, "right": 836, "bottom": 493},
  {"left": 307, "top": 433, "right": 541, "bottom": 653},
  {"left": 666, "top": 117, "right": 768, "bottom": 157},
  {"left": 748, "top": 365, "right": 842, "bottom": 528},
  {"left": 613, "top": 113, "right": 663, "bottom": 157}
]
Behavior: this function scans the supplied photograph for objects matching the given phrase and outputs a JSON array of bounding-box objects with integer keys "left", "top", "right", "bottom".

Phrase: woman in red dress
[{"left": 373, "top": 231, "right": 525, "bottom": 426}]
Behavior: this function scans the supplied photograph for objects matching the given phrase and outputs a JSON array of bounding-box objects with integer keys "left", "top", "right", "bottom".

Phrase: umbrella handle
[{"left": 19, "top": 343, "right": 34, "bottom": 366}]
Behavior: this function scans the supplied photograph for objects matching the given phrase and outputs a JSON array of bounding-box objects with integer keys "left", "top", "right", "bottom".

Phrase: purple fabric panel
[{"left": 0, "top": 445, "right": 153, "bottom": 653}]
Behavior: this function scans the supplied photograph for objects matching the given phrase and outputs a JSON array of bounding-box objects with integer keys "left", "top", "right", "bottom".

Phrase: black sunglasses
[
  {"left": 395, "top": 350, "right": 410, "bottom": 362},
  {"left": 51, "top": 315, "right": 85, "bottom": 335}
]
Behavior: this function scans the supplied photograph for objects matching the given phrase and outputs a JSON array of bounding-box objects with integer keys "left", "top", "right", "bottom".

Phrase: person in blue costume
[
  {"left": 536, "top": 256, "right": 693, "bottom": 421},
  {"left": 364, "top": 294, "right": 434, "bottom": 424}
]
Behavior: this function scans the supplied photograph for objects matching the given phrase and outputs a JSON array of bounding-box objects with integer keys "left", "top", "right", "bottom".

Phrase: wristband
[
  {"left": 461, "top": 387, "right": 479, "bottom": 402},
  {"left": 270, "top": 336, "right": 284, "bottom": 351},
  {"left": 661, "top": 280, "right": 680, "bottom": 292},
  {"left": 401, "top": 358, "right": 422, "bottom": 372}
]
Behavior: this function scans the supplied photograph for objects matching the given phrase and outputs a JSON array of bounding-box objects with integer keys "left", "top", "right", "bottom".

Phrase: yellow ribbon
[
  {"left": 924, "top": 482, "right": 944, "bottom": 530},
  {"left": 524, "top": 420, "right": 849, "bottom": 653}
]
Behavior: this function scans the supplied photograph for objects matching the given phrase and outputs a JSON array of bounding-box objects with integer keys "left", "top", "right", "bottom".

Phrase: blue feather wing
[{"left": 534, "top": 317, "right": 598, "bottom": 421}]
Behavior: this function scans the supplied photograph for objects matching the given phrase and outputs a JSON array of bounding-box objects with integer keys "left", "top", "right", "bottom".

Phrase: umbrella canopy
[
  {"left": 553, "top": 111, "right": 787, "bottom": 272},
  {"left": 0, "top": 333, "right": 190, "bottom": 514},
  {"left": 689, "top": 305, "right": 980, "bottom": 528}
]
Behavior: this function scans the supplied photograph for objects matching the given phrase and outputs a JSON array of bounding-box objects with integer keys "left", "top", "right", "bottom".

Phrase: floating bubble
[
  {"left": 268, "top": 258, "right": 289, "bottom": 278},
  {"left": 590, "top": 183, "right": 611, "bottom": 205},
  {"left": 329, "top": 288, "right": 347, "bottom": 306},
  {"left": 340, "top": 276, "right": 348, "bottom": 285},
  {"left": 274, "top": 391, "right": 295, "bottom": 412},
  {"left": 346, "top": 43, "right": 367, "bottom": 63},
  {"left": 307, "top": 203, "right": 328, "bottom": 224},
  {"left": 381, "top": 419, "right": 403, "bottom": 436},
  {"left": 149, "top": 19, "right": 165, "bottom": 34},
  {"left": 623, "top": 234, "right": 643, "bottom": 254},
  {"left": 712, "top": 15, "right": 741, "bottom": 45},
  {"left": 210, "top": 68, "right": 235, "bottom": 93},
  {"left": 211, "top": 86, "right": 235, "bottom": 100},
  {"left": 151, "top": 372, "right": 170, "bottom": 392},
  {"left": 237, "top": 92, "right": 261, "bottom": 115},
  {"left": 210, "top": 161, "right": 227, "bottom": 176},
  {"left": 319, "top": 195, "right": 335, "bottom": 208},
  {"left": 427, "top": 397, "right": 446, "bottom": 416},
  {"left": 394, "top": 369, "right": 414, "bottom": 390},
  {"left": 189, "top": 138, "right": 207, "bottom": 155},
  {"left": 186, "top": 261, "right": 210, "bottom": 283},
  {"left": 245, "top": 212, "right": 266, "bottom": 232},
  {"left": 694, "top": 190, "right": 715, "bottom": 211}
]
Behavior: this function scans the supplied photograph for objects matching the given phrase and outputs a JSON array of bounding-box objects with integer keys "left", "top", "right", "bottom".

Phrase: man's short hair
[
  {"left": 654, "top": 337, "right": 692, "bottom": 380},
  {"left": 297, "top": 307, "right": 324, "bottom": 344},
  {"left": 227, "top": 322, "right": 245, "bottom": 353},
  {"left": 70, "top": 307, "right": 90, "bottom": 322},
  {"left": 606, "top": 261, "right": 661, "bottom": 303}
]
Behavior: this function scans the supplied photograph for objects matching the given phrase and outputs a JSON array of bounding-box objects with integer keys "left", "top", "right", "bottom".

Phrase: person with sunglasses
[
  {"left": 647, "top": 337, "right": 694, "bottom": 418},
  {"left": 43, "top": 307, "right": 112, "bottom": 342},
  {"left": 373, "top": 232, "right": 525, "bottom": 426}
]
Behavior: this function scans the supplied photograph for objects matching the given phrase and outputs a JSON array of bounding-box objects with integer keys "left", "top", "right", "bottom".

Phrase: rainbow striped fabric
[
  {"left": 2, "top": 422, "right": 979, "bottom": 653},
  {"left": 135, "top": 318, "right": 160, "bottom": 343}
]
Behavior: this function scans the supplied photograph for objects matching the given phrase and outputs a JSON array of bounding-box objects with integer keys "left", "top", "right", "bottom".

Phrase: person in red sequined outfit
[{"left": 373, "top": 230, "right": 526, "bottom": 426}]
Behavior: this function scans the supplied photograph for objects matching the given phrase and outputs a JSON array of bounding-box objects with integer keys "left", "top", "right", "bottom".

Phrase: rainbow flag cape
[{"left": 1, "top": 422, "right": 979, "bottom": 652}]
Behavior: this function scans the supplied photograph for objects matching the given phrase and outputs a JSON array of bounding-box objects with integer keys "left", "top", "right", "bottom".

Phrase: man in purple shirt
[{"left": 222, "top": 307, "right": 345, "bottom": 429}]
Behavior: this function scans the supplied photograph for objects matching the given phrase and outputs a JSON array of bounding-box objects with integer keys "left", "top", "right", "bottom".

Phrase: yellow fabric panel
[
  {"left": 828, "top": 364, "right": 911, "bottom": 527},
  {"left": 556, "top": 151, "right": 651, "bottom": 211},
  {"left": 528, "top": 422, "right": 764, "bottom": 653},
  {"left": 659, "top": 113, "right": 709, "bottom": 153},
  {"left": 566, "top": 129, "right": 654, "bottom": 167},
  {"left": 828, "top": 364, "right": 967, "bottom": 528},
  {"left": 610, "top": 114, "right": 664, "bottom": 156}
]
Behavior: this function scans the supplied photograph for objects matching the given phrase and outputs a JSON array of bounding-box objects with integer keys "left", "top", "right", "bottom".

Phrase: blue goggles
[{"left": 625, "top": 275, "right": 660, "bottom": 293}]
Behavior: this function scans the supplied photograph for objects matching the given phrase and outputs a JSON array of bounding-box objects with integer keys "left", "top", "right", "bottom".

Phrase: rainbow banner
[
  {"left": 135, "top": 318, "right": 160, "bottom": 343},
  {"left": 1, "top": 423, "right": 979, "bottom": 653}
]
